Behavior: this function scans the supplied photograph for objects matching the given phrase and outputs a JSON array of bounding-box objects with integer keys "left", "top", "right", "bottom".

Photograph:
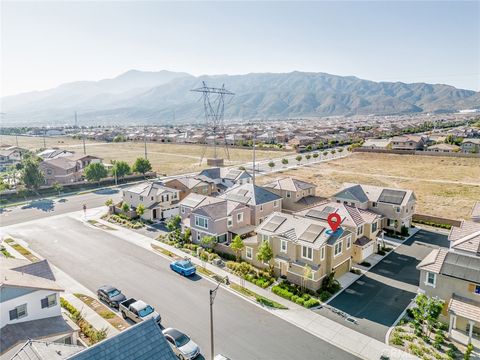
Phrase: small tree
[
  {"left": 166, "top": 215, "right": 181, "bottom": 231},
  {"left": 84, "top": 163, "right": 108, "bottom": 184},
  {"left": 121, "top": 202, "right": 130, "bottom": 213},
  {"left": 306, "top": 145, "right": 312, "bottom": 152},
  {"left": 230, "top": 235, "right": 245, "bottom": 261},
  {"left": 281, "top": 158, "right": 288, "bottom": 166},
  {"left": 295, "top": 155, "right": 302, "bottom": 164},
  {"left": 201, "top": 235, "right": 216, "bottom": 249},
  {"left": 410, "top": 294, "right": 444, "bottom": 337},
  {"left": 183, "top": 227, "right": 191, "bottom": 243},
  {"left": 256, "top": 240, "right": 273, "bottom": 272},
  {"left": 330, "top": 149, "right": 336, "bottom": 155},
  {"left": 104, "top": 198, "right": 113, "bottom": 207},
  {"left": 136, "top": 204, "right": 145, "bottom": 217},
  {"left": 312, "top": 152, "right": 319, "bottom": 159},
  {"left": 338, "top": 148, "right": 344, "bottom": 153},
  {"left": 112, "top": 161, "right": 131, "bottom": 181},
  {"left": 21, "top": 158, "right": 44, "bottom": 191},
  {"left": 302, "top": 264, "right": 312, "bottom": 292},
  {"left": 305, "top": 154, "right": 311, "bottom": 161},
  {"left": 52, "top": 181, "right": 63, "bottom": 195},
  {"left": 132, "top": 158, "right": 152, "bottom": 178},
  {"left": 322, "top": 151, "right": 328, "bottom": 156},
  {"left": 318, "top": 141, "right": 324, "bottom": 149},
  {"left": 268, "top": 161, "right": 275, "bottom": 171}
]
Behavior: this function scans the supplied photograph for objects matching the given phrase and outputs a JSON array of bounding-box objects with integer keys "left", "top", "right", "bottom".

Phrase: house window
[
  {"left": 172, "top": 193, "right": 177, "bottom": 199},
  {"left": 181, "top": 206, "right": 185, "bottom": 214},
  {"left": 357, "top": 226, "right": 363, "bottom": 236},
  {"left": 426, "top": 272, "right": 436, "bottom": 287},
  {"left": 261, "top": 234, "right": 269, "bottom": 242},
  {"left": 372, "top": 202, "right": 377, "bottom": 208},
  {"left": 151, "top": 196, "right": 154, "bottom": 201},
  {"left": 280, "top": 240, "right": 287, "bottom": 253},
  {"left": 346, "top": 236, "right": 351, "bottom": 249},
  {"left": 41, "top": 294, "right": 57, "bottom": 308},
  {"left": 197, "top": 233, "right": 201, "bottom": 241},
  {"left": 217, "top": 234, "right": 227, "bottom": 243},
  {"left": 320, "top": 246, "right": 325, "bottom": 260},
  {"left": 302, "top": 246, "right": 313, "bottom": 260},
  {"left": 273, "top": 200, "right": 278, "bottom": 207},
  {"left": 246, "top": 247, "right": 253, "bottom": 260},
  {"left": 237, "top": 213, "right": 243, "bottom": 222},
  {"left": 140, "top": 196, "right": 143, "bottom": 201},
  {"left": 387, "top": 218, "right": 395, "bottom": 227},
  {"left": 474, "top": 285, "right": 480, "bottom": 295},
  {"left": 372, "top": 222, "right": 378, "bottom": 232},
  {"left": 259, "top": 205, "right": 263, "bottom": 212},
  {"left": 334, "top": 241, "right": 343, "bottom": 257},
  {"left": 9, "top": 304, "right": 27, "bottom": 320},
  {"left": 195, "top": 216, "right": 208, "bottom": 229},
  {"left": 286, "top": 191, "right": 291, "bottom": 198},
  {"left": 227, "top": 217, "right": 233, "bottom": 227},
  {"left": 395, "top": 207, "right": 401, "bottom": 213}
]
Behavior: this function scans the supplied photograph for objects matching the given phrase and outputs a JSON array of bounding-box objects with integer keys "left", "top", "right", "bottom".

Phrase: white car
[
  {"left": 162, "top": 327, "right": 200, "bottom": 360},
  {"left": 214, "top": 355, "right": 231, "bottom": 360}
]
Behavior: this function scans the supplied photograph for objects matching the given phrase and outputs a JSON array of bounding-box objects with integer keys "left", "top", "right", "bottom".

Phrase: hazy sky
[{"left": 1, "top": 1, "right": 479, "bottom": 96}]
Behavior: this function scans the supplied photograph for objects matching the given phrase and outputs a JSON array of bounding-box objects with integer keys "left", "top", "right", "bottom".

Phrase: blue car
[{"left": 170, "top": 259, "right": 196, "bottom": 277}]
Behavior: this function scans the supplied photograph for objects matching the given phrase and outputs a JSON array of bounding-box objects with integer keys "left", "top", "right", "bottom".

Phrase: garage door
[
  {"left": 363, "top": 242, "right": 375, "bottom": 259},
  {"left": 333, "top": 259, "right": 350, "bottom": 278}
]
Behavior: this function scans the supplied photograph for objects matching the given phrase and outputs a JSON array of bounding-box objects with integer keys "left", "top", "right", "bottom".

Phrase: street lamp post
[{"left": 209, "top": 283, "right": 220, "bottom": 360}]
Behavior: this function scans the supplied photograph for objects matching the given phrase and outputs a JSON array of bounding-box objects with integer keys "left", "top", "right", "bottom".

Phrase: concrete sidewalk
[{"left": 92, "top": 214, "right": 418, "bottom": 360}]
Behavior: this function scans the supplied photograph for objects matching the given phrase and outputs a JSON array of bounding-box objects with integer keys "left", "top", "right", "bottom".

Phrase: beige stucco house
[
  {"left": 333, "top": 183, "right": 416, "bottom": 233},
  {"left": 164, "top": 176, "right": 215, "bottom": 200},
  {"left": 39, "top": 154, "right": 101, "bottom": 186},
  {"left": 241, "top": 212, "right": 354, "bottom": 291},
  {"left": 391, "top": 135, "right": 426, "bottom": 150},
  {"left": 262, "top": 177, "right": 317, "bottom": 211},
  {"left": 417, "top": 220, "right": 480, "bottom": 345}
]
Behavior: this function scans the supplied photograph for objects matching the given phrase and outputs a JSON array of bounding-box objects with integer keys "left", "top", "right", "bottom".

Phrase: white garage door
[{"left": 362, "top": 242, "right": 375, "bottom": 259}]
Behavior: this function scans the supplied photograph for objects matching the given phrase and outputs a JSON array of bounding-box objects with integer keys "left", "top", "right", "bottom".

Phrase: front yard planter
[{"left": 272, "top": 282, "right": 321, "bottom": 308}]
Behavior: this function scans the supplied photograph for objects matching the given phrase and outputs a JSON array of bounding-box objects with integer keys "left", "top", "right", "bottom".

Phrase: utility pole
[
  {"left": 15, "top": 132, "right": 18, "bottom": 147},
  {"left": 82, "top": 129, "right": 86, "bottom": 155},
  {"left": 252, "top": 129, "right": 256, "bottom": 186},
  {"left": 209, "top": 283, "right": 220, "bottom": 360},
  {"left": 144, "top": 126, "right": 148, "bottom": 160},
  {"left": 43, "top": 127, "right": 46, "bottom": 148}
]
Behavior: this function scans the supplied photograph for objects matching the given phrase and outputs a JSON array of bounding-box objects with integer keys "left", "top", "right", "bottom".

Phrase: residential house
[
  {"left": 261, "top": 177, "right": 318, "bottom": 211},
  {"left": 179, "top": 193, "right": 224, "bottom": 225},
  {"left": 9, "top": 318, "right": 177, "bottom": 360},
  {"left": 426, "top": 144, "right": 460, "bottom": 153},
  {"left": 361, "top": 139, "right": 392, "bottom": 150},
  {"left": 122, "top": 182, "right": 180, "bottom": 221},
  {"left": 391, "top": 135, "right": 425, "bottom": 150},
  {"left": 194, "top": 167, "right": 252, "bottom": 193},
  {"left": 461, "top": 138, "right": 480, "bottom": 154},
  {"left": 37, "top": 149, "right": 74, "bottom": 160},
  {"left": 471, "top": 201, "right": 480, "bottom": 223},
  {"left": 417, "top": 220, "right": 480, "bottom": 345},
  {"left": 39, "top": 154, "right": 101, "bottom": 186},
  {"left": 0, "top": 147, "right": 25, "bottom": 172},
  {"left": 242, "top": 212, "right": 354, "bottom": 291},
  {"left": 296, "top": 201, "right": 383, "bottom": 263},
  {"left": 333, "top": 183, "right": 416, "bottom": 232},
  {"left": 0, "top": 259, "right": 79, "bottom": 357},
  {"left": 288, "top": 136, "right": 315, "bottom": 149},
  {"left": 221, "top": 183, "right": 282, "bottom": 226},
  {"left": 164, "top": 176, "right": 215, "bottom": 200}
]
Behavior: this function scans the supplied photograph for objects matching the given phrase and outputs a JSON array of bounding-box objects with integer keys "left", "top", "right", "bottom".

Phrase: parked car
[
  {"left": 119, "top": 298, "right": 161, "bottom": 324},
  {"left": 97, "top": 285, "right": 126, "bottom": 309},
  {"left": 214, "top": 355, "right": 231, "bottom": 360},
  {"left": 162, "top": 328, "right": 200, "bottom": 360},
  {"left": 170, "top": 258, "right": 196, "bottom": 277}
]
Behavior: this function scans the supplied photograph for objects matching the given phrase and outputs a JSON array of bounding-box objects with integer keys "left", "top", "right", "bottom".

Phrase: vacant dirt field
[
  {"left": 258, "top": 152, "right": 480, "bottom": 220},
  {"left": 0, "top": 135, "right": 292, "bottom": 175}
]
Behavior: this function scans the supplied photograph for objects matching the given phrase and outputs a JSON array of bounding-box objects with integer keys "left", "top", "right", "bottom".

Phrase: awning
[
  {"left": 229, "top": 225, "right": 256, "bottom": 236},
  {"left": 449, "top": 294, "right": 480, "bottom": 323}
]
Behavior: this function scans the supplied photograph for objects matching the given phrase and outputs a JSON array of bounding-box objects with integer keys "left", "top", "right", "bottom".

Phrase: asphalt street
[
  {"left": 315, "top": 229, "right": 450, "bottom": 341},
  {"left": 4, "top": 215, "right": 359, "bottom": 360}
]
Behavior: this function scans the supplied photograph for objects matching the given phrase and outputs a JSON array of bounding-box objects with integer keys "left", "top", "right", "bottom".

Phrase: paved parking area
[{"left": 314, "top": 229, "right": 450, "bottom": 341}]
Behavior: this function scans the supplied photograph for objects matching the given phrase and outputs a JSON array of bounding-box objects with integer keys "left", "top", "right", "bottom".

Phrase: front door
[
  {"left": 152, "top": 209, "right": 157, "bottom": 219},
  {"left": 280, "top": 262, "right": 288, "bottom": 277}
]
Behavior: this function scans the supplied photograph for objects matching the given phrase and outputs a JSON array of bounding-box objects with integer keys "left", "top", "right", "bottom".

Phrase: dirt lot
[
  {"left": 258, "top": 152, "right": 480, "bottom": 220},
  {"left": 0, "top": 135, "right": 292, "bottom": 175}
]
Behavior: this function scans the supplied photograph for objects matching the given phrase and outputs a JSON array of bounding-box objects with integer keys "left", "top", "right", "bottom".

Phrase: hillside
[{"left": 1, "top": 70, "right": 478, "bottom": 126}]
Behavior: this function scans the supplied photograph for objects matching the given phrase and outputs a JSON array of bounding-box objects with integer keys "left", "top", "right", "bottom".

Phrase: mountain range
[{"left": 1, "top": 70, "right": 479, "bottom": 126}]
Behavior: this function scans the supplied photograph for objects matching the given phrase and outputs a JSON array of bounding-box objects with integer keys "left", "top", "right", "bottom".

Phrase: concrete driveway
[{"left": 314, "top": 229, "right": 450, "bottom": 341}]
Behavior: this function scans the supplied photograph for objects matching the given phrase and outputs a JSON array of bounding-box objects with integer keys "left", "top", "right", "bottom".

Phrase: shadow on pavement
[
  {"left": 94, "top": 188, "right": 120, "bottom": 195},
  {"left": 187, "top": 274, "right": 203, "bottom": 282},
  {"left": 57, "top": 198, "right": 68, "bottom": 203},
  {"left": 21, "top": 199, "right": 55, "bottom": 212}
]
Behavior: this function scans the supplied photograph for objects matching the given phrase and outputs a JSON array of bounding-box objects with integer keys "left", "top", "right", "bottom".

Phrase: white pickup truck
[{"left": 119, "top": 298, "right": 161, "bottom": 325}]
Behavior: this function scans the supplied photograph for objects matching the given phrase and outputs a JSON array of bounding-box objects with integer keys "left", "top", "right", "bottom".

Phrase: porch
[{"left": 448, "top": 294, "right": 480, "bottom": 345}]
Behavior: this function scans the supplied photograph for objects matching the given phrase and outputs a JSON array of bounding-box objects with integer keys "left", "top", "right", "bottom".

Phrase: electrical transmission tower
[{"left": 191, "top": 82, "right": 234, "bottom": 166}]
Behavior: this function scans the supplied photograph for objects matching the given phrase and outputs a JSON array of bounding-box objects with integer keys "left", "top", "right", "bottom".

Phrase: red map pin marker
[{"left": 327, "top": 213, "right": 341, "bottom": 232}]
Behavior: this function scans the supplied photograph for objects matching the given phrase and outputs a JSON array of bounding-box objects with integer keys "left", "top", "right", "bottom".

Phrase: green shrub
[
  {"left": 302, "top": 293, "right": 311, "bottom": 301},
  {"left": 319, "top": 291, "right": 332, "bottom": 302},
  {"left": 465, "top": 343, "right": 474, "bottom": 360},
  {"left": 304, "top": 298, "right": 320, "bottom": 308},
  {"left": 392, "top": 335, "right": 404, "bottom": 346},
  {"left": 214, "top": 251, "right": 236, "bottom": 261},
  {"left": 377, "top": 250, "right": 386, "bottom": 256},
  {"left": 359, "top": 261, "right": 371, "bottom": 267},
  {"left": 295, "top": 297, "right": 305, "bottom": 306},
  {"left": 272, "top": 285, "right": 293, "bottom": 300}
]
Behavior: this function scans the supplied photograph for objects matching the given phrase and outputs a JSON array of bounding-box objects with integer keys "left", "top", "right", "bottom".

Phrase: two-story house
[
  {"left": 0, "top": 259, "right": 79, "bottom": 356},
  {"left": 391, "top": 135, "right": 425, "bottom": 150},
  {"left": 0, "top": 146, "right": 25, "bottom": 172},
  {"left": 461, "top": 138, "right": 480, "bottom": 154},
  {"left": 194, "top": 167, "right": 252, "bottom": 193},
  {"left": 221, "top": 183, "right": 282, "bottom": 226},
  {"left": 417, "top": 220, "right": 480, "bottom": 345},
  {"left": 188, "top": 199, "right": 252, "bottom": 244},
  {"left": 261, "top": 177, "right": 317, "bottom": 211},
  {"left": 40, "top": 154, "right": 102, "bottom": 186},
  {"left": 122, "top": 182, "right": 180, "bottom": 221},
  {"left": 242, "top": 212, "right": 354, "bottom": 291},
  {"left": 333, "top": 183, "right": 416, "bottom": 233},
  {"left": 296, "top": 201, "right": 383, "bottom": 263},
  {"left": 164, "top": 176, "right": 215, "bottom": 200}
]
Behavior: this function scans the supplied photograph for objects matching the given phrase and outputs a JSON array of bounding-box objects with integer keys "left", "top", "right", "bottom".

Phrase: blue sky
[{"left": 1, "top": 1, "right": 479, "bottom": 96}]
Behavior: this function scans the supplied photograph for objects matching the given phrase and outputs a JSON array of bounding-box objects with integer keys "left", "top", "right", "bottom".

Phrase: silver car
[{"left": 163, "top": 328, "right": 200, "bottom": 360}]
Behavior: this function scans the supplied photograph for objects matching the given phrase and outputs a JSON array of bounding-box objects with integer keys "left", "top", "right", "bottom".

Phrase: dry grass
[
  {"left": 258, "top": 153, "right": 480, "bottom": 220},
  {"left": 1, "top": 135, "right": 292, "bottom": 175}
]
